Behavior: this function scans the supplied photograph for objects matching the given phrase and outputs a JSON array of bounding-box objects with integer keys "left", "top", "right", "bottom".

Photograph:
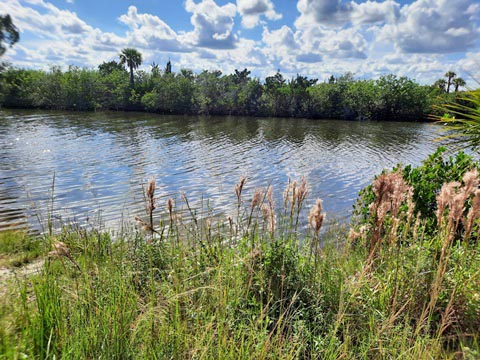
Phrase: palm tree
[
  {"left": 445, "top": 71, "right": 456, "bottom": 94},
  {"left": 119, "top": 48, "right": 142, "bottom": 86},
  {"left": 437, "top": 89, "right": 480, "bottom": 151},
  {"left": 453, "top": 77, "right": 466, "bottom": 92},
  {"left": 165, "top": 59, "right": 172, "bottom": 74},
  {"left": 0, "top": 14, "right": 19, "bottom": 57},
  {"left": 433, "top": 79, "right": 447, "bottom": 93}
]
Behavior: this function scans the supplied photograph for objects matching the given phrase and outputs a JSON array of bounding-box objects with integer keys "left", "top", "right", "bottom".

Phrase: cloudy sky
[{"left": 1, "top": 0, "right": 479, "bottom": 84}]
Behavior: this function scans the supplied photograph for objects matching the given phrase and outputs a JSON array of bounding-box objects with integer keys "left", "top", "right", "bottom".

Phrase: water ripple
[{"left": 0, "top": 110, "right": 440, "bottom": 232}]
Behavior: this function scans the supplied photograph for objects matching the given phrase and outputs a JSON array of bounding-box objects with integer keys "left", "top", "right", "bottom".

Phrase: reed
[{"left": 0, "top": 173, "right": 478, "bottom": 359}]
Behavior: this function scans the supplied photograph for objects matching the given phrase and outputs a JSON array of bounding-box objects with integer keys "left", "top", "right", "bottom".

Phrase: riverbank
[{"left": 1, "top": 173, "right": 479, "bottom": 359}]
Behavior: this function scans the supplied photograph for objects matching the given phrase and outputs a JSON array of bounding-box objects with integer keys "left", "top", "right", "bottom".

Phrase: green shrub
[{"left": 355, "top": 147, "right": 480, "bottom": 231}]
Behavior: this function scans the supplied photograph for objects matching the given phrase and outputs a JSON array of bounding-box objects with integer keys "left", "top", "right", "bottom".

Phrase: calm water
[{"left": 0, "top": 110, "right": 441, "bottom": 232}]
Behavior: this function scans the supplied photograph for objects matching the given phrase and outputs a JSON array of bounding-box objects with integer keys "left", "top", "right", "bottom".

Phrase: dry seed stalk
[
  {"left": 368, "top": 171, "right": 413, "bottom": 257},
  {"left": 262, "top": 186, "right": 275, "bottom": 237},
  {"left": 49, "top": 241, "right": 82, "bottom": 272},
  {"left": 235, "top": 176, "right": 246, "bottom": 206}
]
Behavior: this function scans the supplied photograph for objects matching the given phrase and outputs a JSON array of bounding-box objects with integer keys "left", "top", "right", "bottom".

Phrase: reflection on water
[{"left": 0, "top": 109, "right": 440, "bottom": 232}]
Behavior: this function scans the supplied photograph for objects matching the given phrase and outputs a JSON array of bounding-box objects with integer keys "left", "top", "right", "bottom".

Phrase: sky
[{"left": 1, "top": 0, "right": 479, "bottom": 84}]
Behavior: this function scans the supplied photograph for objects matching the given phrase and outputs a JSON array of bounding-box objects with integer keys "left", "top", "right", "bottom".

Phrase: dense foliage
[
  {"left": 355, "top": 147, "right": 480, "bottom": 232},
  {"left": 0, "top": 63, "right": 456, "bottom": 121}
]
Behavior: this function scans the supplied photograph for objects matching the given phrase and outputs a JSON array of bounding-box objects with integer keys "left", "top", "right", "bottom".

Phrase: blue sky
[{"left": 1, "top": 0, "right": 479, "bottom": 84}]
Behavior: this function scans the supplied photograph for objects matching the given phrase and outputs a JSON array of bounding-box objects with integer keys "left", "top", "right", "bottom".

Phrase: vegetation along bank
[{"left": 0, "top": 47, "right": 472, "bottom": 121}]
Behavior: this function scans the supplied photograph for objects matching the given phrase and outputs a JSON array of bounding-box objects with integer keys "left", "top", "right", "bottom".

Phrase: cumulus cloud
[
  {"left": 184, "top": 0, "right": 238, "bottom": 49},
  {"left": 2, "top": 0, "right": 92, "bottom": 37},
  {"left": 294, "top": 25, "right": 368, "bottom": 60},
  {"left": 262, "top": 26, "right": 297, "bottom": 51},
  {"left": 296, "top": 0, "right": 352, "bottom": 28},
  {"left": 119, "top": 6, "right": 190, "bottom": 53},
  {"left": 458, "top": 52, "right": 480, "bottom": 80},
  {"left": 351, "top": 0, "right": 400, "bottom": 25},
  {"left": 237, "top": 0, "right": 282, "bottom": 28},
  {"left": 296, "top": 0, "right": 399, "bottom": 28},
  {"left": 322, "top": 28, "right": 368, "bottom": 59},
  {"left": 296, "top": 53, "right": 323, "bottom": 63},
  {"left": 381, "top": 0, "right": 480, "bottom": 53}
]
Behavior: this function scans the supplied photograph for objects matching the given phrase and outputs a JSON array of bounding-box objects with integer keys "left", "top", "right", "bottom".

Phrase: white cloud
[
  {"left": 262, "top": 26, "right": 297, "bottom": 51},
  {"left": 381, "top": 0, "right": 480, "bottom": 54},
  {"left": 184, "top": 0, "right": 238, "bottom": 49},
  {"left": 237, "top": 0, "right": 281, "bottom": 28},
  {"left": 322, "top": 28, "right": 368, "bottom": 59},
  {"left": 1, "top": 0, "right": 92, "bottom": 37},
  {"left": 294, "top": 25, "right": 368, "bottom": 59},
  {"left": 457, "top": 52, "right": 480, "bottom": 81},
  {"left": 296, "top": 53, "right": 323, "bottom": 63},
  {"left": 295, "top": 0, "right": 399, "bottom": 28},
  {"left": 1, "top": 0, "right": 479, "bottom": 84},
  {"left": 261, "top": 25, "right": 298, "bottom": 69},
  {"left": 296, "top": 0, "right": 352, "bottom": 28},
  {"left": 351, "top": 0, "right": 400, "bottom": 25},
  {"left": 119, "top": 6, "right": 190, "bottom": 53}
]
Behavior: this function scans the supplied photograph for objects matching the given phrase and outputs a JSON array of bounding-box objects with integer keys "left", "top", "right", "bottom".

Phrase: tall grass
[{"left": 0, "top": 174, "right": 479, "bottom": 359}]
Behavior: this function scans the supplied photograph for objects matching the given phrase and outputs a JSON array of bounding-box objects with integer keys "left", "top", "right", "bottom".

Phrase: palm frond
[{"left": 434, "top": 90, "right": 480, "bottom": 151}]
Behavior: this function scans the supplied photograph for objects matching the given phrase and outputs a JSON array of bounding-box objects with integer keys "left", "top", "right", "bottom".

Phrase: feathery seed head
[
  {"left": 309, "top": 198, "right": 325, "bottom": 237},
  {"left": 251, "top": 188, "right": 263, "bottom": 210}
]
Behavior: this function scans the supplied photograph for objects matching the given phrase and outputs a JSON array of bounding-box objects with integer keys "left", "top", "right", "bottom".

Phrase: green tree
[
  {"left": 288, "top": 74, "right": 317, "bottom": 116},
  {"left": 376, "top": 74, "right": 430, "bottom": 121},
  {"left": 195, "top": 70, "right": 225, "bottom": 115},
  {"left": 345, "top": 79, "right": 378, "bottom": 120},
  {"left": 433, "top": 78, "right": 447, "bottom": 93},
  {"left": 0, "top": 14, "right": 19, "bottom": 57},
  {"left": 98, "top": 60, "right": 124, "bottom": 77},
  {"left": 262, "top": 71, "right": 290, "bottom": 117},
  {"left": 119, "top": 48, "right": 142, "bottom": 87},
  {"left": 150, "top": 62, "right": 160, "bottom": 77},
  {"left": 1, "top": 67, "right": 42, "bottom": 107},
  {"left": 453, "top": 77, "right": 466, "bottom": 92},
  {"left": 445, "top": 71, "right": 456, "bottom": 94},
  {"left": 165, "top": 60, "right": 172, "bottom": 74},
  {"left": 97, "top": 68, "right": 130, "bottom": 110}
]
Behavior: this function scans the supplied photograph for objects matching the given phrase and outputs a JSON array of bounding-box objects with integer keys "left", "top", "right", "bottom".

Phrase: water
[{"left": 0, "top": 109, "right": 441, "bottom": 232}]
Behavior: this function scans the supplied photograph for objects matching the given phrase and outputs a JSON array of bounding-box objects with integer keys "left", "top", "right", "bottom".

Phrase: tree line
[{"left": 0, "top": 47, "right": 467, "bottom": 121}]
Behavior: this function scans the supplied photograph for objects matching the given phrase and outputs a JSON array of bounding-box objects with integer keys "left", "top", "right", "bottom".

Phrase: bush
[{"left": 355, "top": 147, "right": 480, "bottom": 231}]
